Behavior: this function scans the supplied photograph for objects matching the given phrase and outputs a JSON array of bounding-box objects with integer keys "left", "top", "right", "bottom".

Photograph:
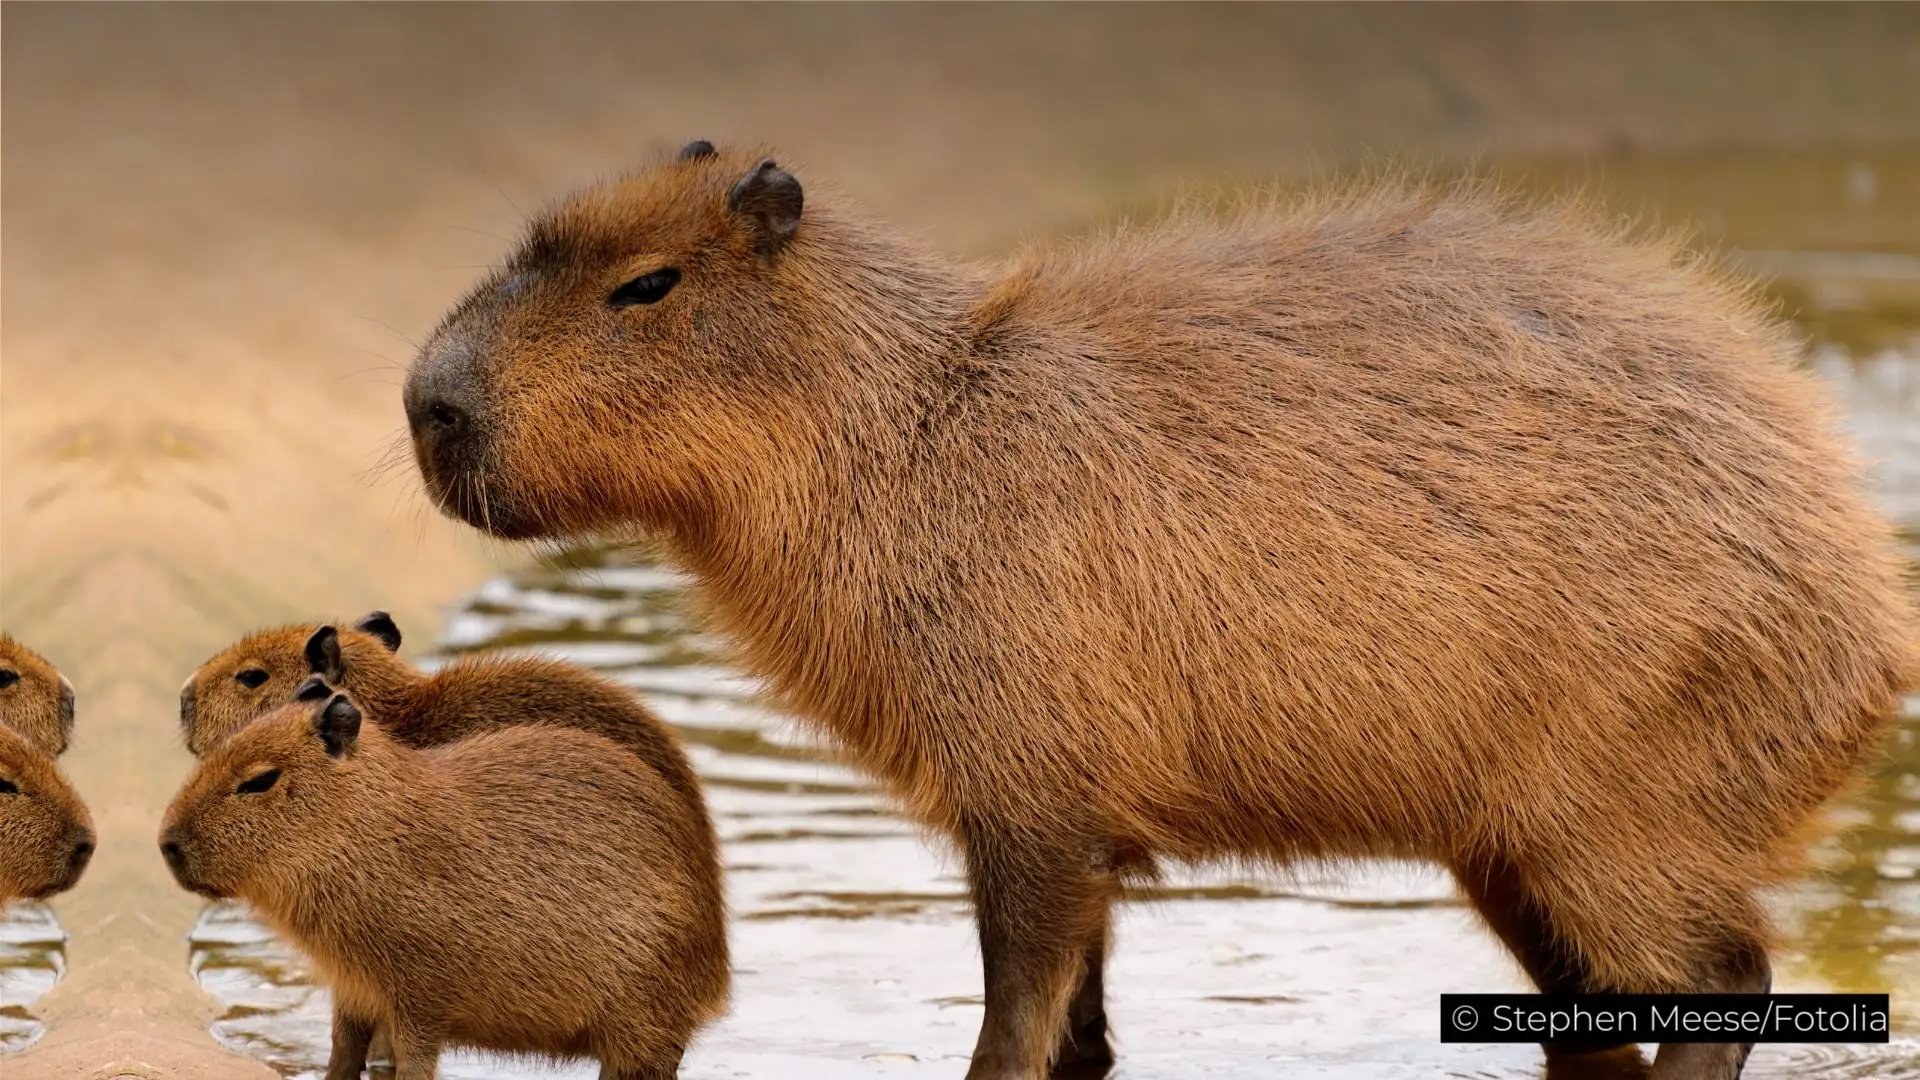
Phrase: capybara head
[
  {"left": 180, "top": 613, "right": 403, "bottom": 755},
  {"left": 0, "top": 634, "right": 75, "bottom": 757},
  {"left": 0, "top": 724, "right": 94, "bottom": 902},
  {"left": 407, "top": 140, "right": 917, "bottom": 540},
  {"left": 161, "top": 690, "right": 367, "bottom": 901}
]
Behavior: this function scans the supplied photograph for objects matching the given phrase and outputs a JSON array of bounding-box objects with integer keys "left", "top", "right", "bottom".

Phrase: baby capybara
[
  {"left": 180, "top": 613, "right": 701, "bottom": 810},
  {"left": 1, "top": 633, "right": 77, "bottom": 757},
  {"left": 160, "top": 688, "right": 728, "bottom": 1080},
  {"left": 0, "top": 720, "right": 94, "bottom": 902},
  {"left": 403, "top": 142, "right": 1916, "bottom": 1080}
]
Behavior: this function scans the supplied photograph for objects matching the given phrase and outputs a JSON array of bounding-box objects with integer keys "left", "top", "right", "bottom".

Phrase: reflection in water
[
  {"left": 0, "top": 903, "right": 65, "bottom": 1053},
  {"left": 186, "top": 167, "right": 1920, "bottom": 1077}
]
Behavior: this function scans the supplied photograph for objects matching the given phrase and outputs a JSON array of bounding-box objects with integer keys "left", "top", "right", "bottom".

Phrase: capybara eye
[
  {"left": 234, "top": 668, "right": 270, "bottom": 689},
  {"left": 607, "top": 268, "right": 681, "bottom": 309},
  {"left": 0, "top": 669, "right": 18, "bottom": 689},
  {"left": 0, "top": 778, "right": 18, "bottom": 796},
  {"left": 235, "top": 768, "right": 281, "bottom": 795}
]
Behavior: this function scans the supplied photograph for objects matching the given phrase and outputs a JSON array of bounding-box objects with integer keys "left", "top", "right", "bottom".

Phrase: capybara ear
[
  {"left": 57, "top": 674, "right": 74, "bottom": 750},
  {"left": 179, "top": 679, "right": 197, "bottom": 733},
  {"left": 293, "top": 676, "right": 334, "bottom": 703},
  {"left": 726, "top": 157, "right": 803, "bottom": 260},
  {"left": 352, "top": 611, "right": 403, "bottom": 653},
  {"left": 314, "top": 694, "right": 361, "bottom": 759},
  {"left": 304, "top": 626, "right": 344, "bottom": 680},
  {"left": 679, "top": 139, "right": 717, "bottom": 161}
]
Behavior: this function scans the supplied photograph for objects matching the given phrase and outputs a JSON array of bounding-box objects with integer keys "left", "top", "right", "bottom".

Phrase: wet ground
[{"left": 0, "top": 904, "right": 64, "bottom": 1054}]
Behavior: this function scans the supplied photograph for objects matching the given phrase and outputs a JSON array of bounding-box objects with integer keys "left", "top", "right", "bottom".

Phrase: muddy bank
[{"left": 4, "top": 5, "right": 1919, "bottom": 1077}]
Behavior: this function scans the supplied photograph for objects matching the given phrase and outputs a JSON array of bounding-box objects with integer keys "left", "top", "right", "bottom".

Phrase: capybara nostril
[
  {"left": 160, "top": 837, "right": 186, "bottom": 875},
  {"left": 424, "top": 400, "right": 466, "bottom": 435},
  {"left": 68, "top": 833, "right": 93, "bottom": 874}
]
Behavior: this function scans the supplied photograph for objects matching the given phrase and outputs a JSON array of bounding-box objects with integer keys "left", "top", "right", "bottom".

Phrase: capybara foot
[
  {"left": 1545, "top": 1043, "right": 1653, "bottom": 1080},
  {"left": 1649, "top": 938, "right": 1770, "bottom": 1080}
]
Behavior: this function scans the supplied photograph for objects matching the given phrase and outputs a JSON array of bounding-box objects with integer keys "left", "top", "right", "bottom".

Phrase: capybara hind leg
[
  {"left": 1051, "top": 927, "right": 1115, "bottom": 1078},
  {"left": 1454, "top": 854, "right": 1642, "bottom": 1066},
  {"left": 963, "top": 821, "right": 1117, "bottom": 1080},
  {"left": 1650, "top": 938, "right": 1770, "bottom": 1080},
  {"left": 324, "top": 1008, "right": 375, "bottom": 1080},
  {"left": 386, "top": 1018, "right": 443, "bottom": 1080}
]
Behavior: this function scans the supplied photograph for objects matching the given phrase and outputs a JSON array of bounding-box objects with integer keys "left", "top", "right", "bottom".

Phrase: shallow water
[
  {"left": 0, "top": 903, "right": 66, "bottom": 1053},
  {"left": 183, "top": 160, "right": 1920, "bottom": 1078}
]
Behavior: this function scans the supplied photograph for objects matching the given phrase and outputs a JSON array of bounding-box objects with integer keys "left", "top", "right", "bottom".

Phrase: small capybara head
[
  {"left": 0, "top": 724, "right": 94, "bottom": 902},
  {"left": 160, "top": 689, "right": 366, "bottom": 901},
  {"left": 406, "top": 139, "right": 858, "bottom": 540},
  {"left": 0, "top": 634, "right": 76, "bottom": 757},
  {"left": 180, "top": 613, "right": 402, "bottom": 755}
]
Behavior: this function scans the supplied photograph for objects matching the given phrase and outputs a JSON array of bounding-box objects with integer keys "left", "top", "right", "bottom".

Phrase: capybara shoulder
[
  {"left": 180, "top": 612, "right": 408, "bottom": 754},
  {"left": 0, "top": 634, "right": 75, "bottom": 756},
  {"left": 160, "top": 690, "right": 726, "bottom": 1077},
  {"left": 0, "top": 724, "right": 93, "bottom": 902}
]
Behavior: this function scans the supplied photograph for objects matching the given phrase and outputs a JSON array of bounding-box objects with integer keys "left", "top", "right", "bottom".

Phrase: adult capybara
[
  {"left": 402, "top": 142, "right": 1916, "bottom": 1079},
  {"left": 0, "top": 723, "right": 94, "bottom": 903},
  {"left": 159, "top": 688, "right": 728, "bottom": 1080},
  {"left": 0, "top": 633, "right": 77, "bottom": 757},
  {"left": 179, "top": 613, "right": 702, "bottom": 812}
]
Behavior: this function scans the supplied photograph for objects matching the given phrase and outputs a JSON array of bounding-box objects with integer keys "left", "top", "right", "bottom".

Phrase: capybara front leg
[
  {"left": 963, "top": 820, "right": 1117, "bottom": 1080},
  {"left": 1650, "top": 939, "right": 1770, "bottom": 1080},
  {"left": 1051, "top": 929, "right": 1115, "bottom": 1078},
  {"left": 324, "top": 1008, "right": 375, "bottom": 1080}
]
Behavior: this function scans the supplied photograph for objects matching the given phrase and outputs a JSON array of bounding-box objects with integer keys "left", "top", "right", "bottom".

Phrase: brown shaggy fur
[
  {"left": 180, "top": 614, "right": 712, "bottom": 1072},
  {"left": 159, "top": 690, "right": 729, "bottom": 1080},
  {"left": 404, "top": 144, "right": 1917, "bottom": 1080},
  {"left": 179, "top": 614, "right": 702, "bottom": 811},
  {"left": 0, "top": 722, "right": 94, "bottom": 903},
  {"left": 0, "top": 633, "right": 76, "bottom": 757}
]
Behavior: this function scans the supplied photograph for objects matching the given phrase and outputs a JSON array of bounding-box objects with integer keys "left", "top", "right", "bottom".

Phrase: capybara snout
[{"left": 0, "top": 724, "right": 94, "bottom": 902}]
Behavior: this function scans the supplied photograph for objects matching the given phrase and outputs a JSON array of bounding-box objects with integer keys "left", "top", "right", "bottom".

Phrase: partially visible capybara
[
  {"left": 179, "top": 613, "right": 703, "bottom": 813},
  {"left": 0, "top": 723, "right": 94, "bottom": 903},
  {"left": 404, "top": 142, "right": 1916, "bottom": 1079},
  {"left": 159, "top": 688, "right": 728, "bottom": 1080},
  {"left": 0, "top": 633, "right": 76, "bottom": 757}
]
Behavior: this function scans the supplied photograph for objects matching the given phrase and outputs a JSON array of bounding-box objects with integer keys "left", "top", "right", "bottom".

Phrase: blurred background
[{"left": 2, "top": 4, "right": 1918, "bottom": 1078}]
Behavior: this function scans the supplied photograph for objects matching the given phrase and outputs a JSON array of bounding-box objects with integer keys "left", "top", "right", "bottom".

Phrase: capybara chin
[
  {"left": 1, "top": 633, "right": 76, "bottom": 757},
  {"left": 405, "top": 142, "right": 1916, "bottom": 1080},
  {"left": 0, "top": 724, "right": 94, "bottom": 902},
  {"left": 159, "top": 690, "right": 728, "bottom": 1080}
]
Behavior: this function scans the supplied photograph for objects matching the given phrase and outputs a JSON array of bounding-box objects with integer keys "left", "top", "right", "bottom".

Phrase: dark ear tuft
[
  {"left": 303, "top": 626, "right": 344, "bottom": 680},
  {"left": 726, "top": 157, "right": 804, "bottom": 260},
  {"left": 352, "top": 611, "right": 402, "bottom": 653},
  {"left": 314, "top": 693, "right": 361, "bottom": 758},
  {"left": 294, "top": 676, "right": 333, "bottom": 703},
  {"left": 679, "top": 139, "right": 716, "bottom": 161}
]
